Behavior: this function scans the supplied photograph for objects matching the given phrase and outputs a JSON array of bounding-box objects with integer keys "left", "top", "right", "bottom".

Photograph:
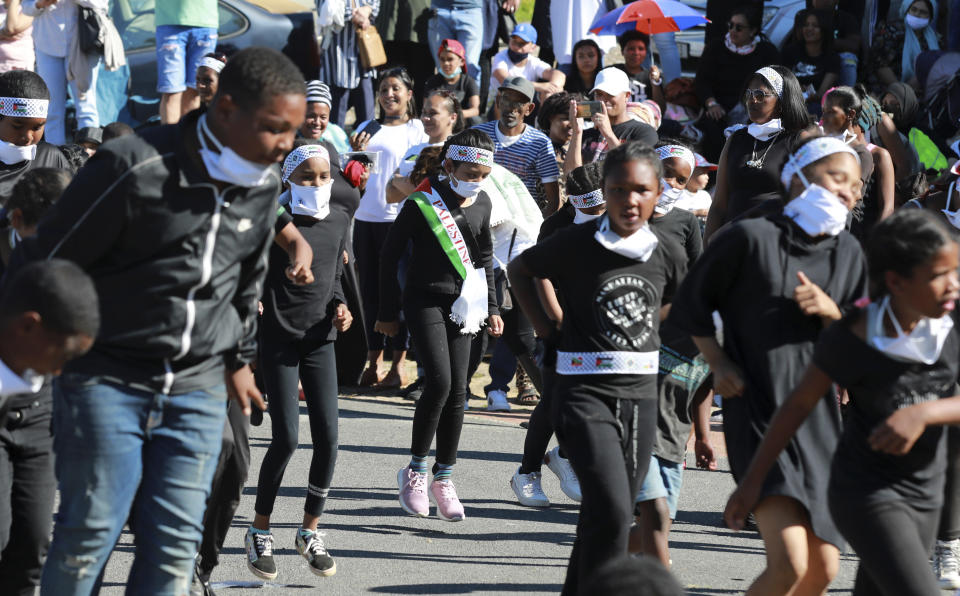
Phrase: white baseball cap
[{"left": 591, "top": 67, "right": 631, "bottom": 97}]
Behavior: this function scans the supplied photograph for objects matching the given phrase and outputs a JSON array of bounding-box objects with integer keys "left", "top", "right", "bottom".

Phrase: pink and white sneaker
[
  {"left": 397, "top": 466, "right": 429, "bottom": 517},
  {"left": 430, "top": 479, "right": 465, "bottom": 521}
]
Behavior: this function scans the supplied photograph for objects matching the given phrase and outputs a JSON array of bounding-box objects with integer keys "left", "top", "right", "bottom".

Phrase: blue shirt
[{"left": 472, "top": 121, "right": 558, "bottom": 205}]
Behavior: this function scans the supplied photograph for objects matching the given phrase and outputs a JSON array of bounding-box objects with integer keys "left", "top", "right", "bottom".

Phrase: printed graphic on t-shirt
[
  {"left": 594, "top": 273, "right": 658, "bottom": 350},
  {"left": 890, "top": 388, "right": 941, "bottom": 411}
]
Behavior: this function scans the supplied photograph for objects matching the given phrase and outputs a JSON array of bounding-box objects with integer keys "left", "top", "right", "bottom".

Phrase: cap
[
  {"left": 591, "top": 67, "right": 631, "bottom": 97},
  {"left": 439, "top": 39, "right": 466, "bottom": 61},
  {"left": 499, "top": 76, "right": 535, "bottom": 102},
  {"left": 75, "top": 126, "right": 102, "bottom": 145},
  {"left": 511, "top": 23, "right": 537, "bottom": 45},
  {"left": 694, "top": 152, "right": 718, "bottom": 171}
]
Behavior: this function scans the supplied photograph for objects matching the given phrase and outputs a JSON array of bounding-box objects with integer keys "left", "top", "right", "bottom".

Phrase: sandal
[
  {"left": 517, "top": 386, "right": 540, "bottom": 406},
  {"left": 379, "top": 368, "right": 406, "bottom": 390},
  {"left": 358, "top": 365, "right": 382, "bottom": 388}
]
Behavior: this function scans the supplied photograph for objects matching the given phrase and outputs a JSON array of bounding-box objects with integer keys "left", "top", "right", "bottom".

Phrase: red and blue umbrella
[{"left": 589, "top": 0, "right": 709, "bottom": 36}]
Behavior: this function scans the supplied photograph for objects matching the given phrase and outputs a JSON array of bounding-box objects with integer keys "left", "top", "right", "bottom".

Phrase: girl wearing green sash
[{"left": 375, "top": 129, "right": 503, "bottom": 521}]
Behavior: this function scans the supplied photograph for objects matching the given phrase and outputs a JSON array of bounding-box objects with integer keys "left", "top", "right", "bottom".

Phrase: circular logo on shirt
[{"left": 593, "top": 274, "right": 659, "bottom": 349}]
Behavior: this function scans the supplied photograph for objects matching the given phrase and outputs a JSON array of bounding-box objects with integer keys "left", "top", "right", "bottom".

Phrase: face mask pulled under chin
[
  {"left": 289, "top": 181, "right": 333, "bottom": 220},
  {"left": 197, "top": 114, "right": 274, "bottom": 187},
  {"left": 0, "top": 140, "right": 37, "bottom": 165},
  {"left": 449, "top": 173, "right": 483, "bottom": 201},
  {"left": 870, "top": 295, "right": 953, "bottom": 365}
]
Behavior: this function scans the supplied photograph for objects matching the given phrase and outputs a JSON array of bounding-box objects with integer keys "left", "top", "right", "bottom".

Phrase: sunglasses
[
  {"left": 728, "top": 21, "right": 748, "bottom": 32},
  {"left": 744, "top": 88, "right": 776, "bottom": 102}
]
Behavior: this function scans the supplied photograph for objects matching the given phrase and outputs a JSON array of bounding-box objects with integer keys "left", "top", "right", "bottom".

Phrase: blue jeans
[
  {"left": 40, "top": 375, "right": 227, "bottom": 596},
  {"left": 839, "top": 51, "right": 858, "bottom": 87},
  {"left": 35, "top": 49, "right": 99, "bottom": 145},
  {"left": 644, "top": 32, "right": 681, "bottom": 84},
  {"left": 155, "top": 25, "right": 219, "bottom": 93},
  {"left": 428, "top": 6, "right": 483, "bottom": 88}
]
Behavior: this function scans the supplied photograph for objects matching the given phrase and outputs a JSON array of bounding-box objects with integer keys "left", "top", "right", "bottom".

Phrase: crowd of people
[{"left": 0, "top": 0, "right": 957, "bottom": 594}]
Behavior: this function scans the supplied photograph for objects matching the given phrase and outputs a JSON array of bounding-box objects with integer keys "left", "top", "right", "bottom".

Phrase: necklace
[{"left": 746, "top": 132, "right": 781, "bottom": 169}]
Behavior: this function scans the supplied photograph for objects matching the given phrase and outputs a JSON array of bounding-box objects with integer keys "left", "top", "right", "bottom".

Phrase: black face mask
[{"left": 507, "top": 48, "right": 528, "bottom": 63}]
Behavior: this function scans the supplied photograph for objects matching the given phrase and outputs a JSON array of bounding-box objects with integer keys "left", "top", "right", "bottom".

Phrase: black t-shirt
[
  {"left": 581, "top": 119, "right": 658, "bottom": 163},
  {"left": 815, "top": 309, "right": 960, "bottom": 508},
  {"left": 782, "top": 44, "right": 842, "bottom": 91},
  {"left": 650, "top": 208, "right": 703, "bottom": 269},
  {"left": 832, "top": 7, "right": 859, "bottom": 43},
  {"left": 520, "top": 218, "right": 686, "bottom": 399},
  {"left": 262, "top": 172, "right": 360, "bottom": 342},
  {"left": 724, "top": 128, "right": 799, "bottom": 221},
  {"left": 0, "top": 142, "right": 70, "bottom": 203},
  {"left": 538, "top": 202, "right": 575, "bottom": 241},
  {"left": 424, "top": 73, "right": 480, "bottom": 108},
  {"left": 614, "top": 64, "right": 654, "bottom": 103}
]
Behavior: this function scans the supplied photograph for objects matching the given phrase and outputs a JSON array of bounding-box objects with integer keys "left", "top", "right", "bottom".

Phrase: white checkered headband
[
  {"left": 0, "top": 97, "right": 48, "bottom": 118},
  {"left": 568, "top": 189, "right": 605, "bottom": 210},
  {"left": 446, "top": 144, "right": 494, "bottom": 167},
  {"left": 282, "top": 144, "right": 330, "bottom": 182},
  {"left": 755, "top": 67, "right": 784, "bottom": 98},
  {"left": 655, "top": 144, "right": 696, "bottom": 174},
  {"left": 780, "top": 136, "right": 860, "bottom": 189},
  {"left": 199, "top": 56, "right": 225, "bottom": 74}
]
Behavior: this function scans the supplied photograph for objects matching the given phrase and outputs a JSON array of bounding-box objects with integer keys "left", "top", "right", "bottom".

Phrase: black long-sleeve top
[
  {"left": 377, "top": 176, "right": 498, "bottom": 321},
  {"left": 695, "top": 38, "right": 781, "bottom": 111},
  {"left": 261, "top": 172, "right": 359, "bottom": 343}
]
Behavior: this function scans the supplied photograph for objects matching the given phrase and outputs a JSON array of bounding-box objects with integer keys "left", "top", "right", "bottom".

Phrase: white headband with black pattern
[
  {"left": 756, "top": 67, "right": 783, "bottom": 97},
  {"left": 655, "top": 144, "right": 696, "bottom": 174},
  {"left": 446, "top": 145, "right": 494, "bottom": 166},
  {"left": 0, "top": 97, "right": 48, "bottom": 118},
  {"left": 780, "top": 137, "right": 860, "bottom": 189},
  {"left": 568, "top": 189, "right": 605, "bottom": 209},
  {"left": 282, "top": 144, "right": 330, "bottom": 182},
  {"left": 199, "top": 57, "right": 225, "bottom": 74}
]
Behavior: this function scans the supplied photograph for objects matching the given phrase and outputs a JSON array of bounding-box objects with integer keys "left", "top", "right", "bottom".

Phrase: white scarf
[
  {"left": 593, "top": 215, "right": 659, "bottom": 261},
  {"left": 724, "top": 32, "right": 758, "bottom": 55}
]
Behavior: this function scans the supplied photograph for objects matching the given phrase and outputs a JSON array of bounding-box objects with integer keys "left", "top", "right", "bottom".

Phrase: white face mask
[
  {"left": 197, "top": 114, "right": 274, "bottom": 187},
  {"left": 573, "top": 209, "right": 601, "bottom": 224},
  {"left": 289, "top": 181, "right": 333, "bottom": 220},
  {"left": 870, "top": 295, "right": 953, "bottom": 364},
  {"left": 0, "top": 140, "right": 36, "bottom": 165},
  {"left": 449, "top": 173, "right": 483, "bottom": 201},
  {"left": 747, "top": 118, "right": 783, "bottom": 141},
  {"left": 593, "top": 215, "right": 659, "bottom": 261},
  {"left": 904, "top": 14, "right": 930, "bottom": 30},
  {"left": 940, "top": 181, "right": 960, "bottom": 230},
  {"left": 655, "top": 180, "right": 684, "bottom": 215},
  {"left": 782, "top": 155, "right": 849, "bottom": 237}
]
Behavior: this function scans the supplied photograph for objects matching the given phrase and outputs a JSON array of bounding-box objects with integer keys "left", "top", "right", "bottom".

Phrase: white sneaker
[
  {"left": 545, "top": 446, "right": 581, "bottom": 502},
  {"left": 937, "top": 539, "right": 960, "bottom": 589},
  {"left": 486, "top": 389, "right": 511, "bottom": 411},
  {"left": 511, "top": 467, "right": 550, "bottom": 507}
]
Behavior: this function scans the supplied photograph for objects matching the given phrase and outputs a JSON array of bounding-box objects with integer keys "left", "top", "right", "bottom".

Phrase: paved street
[{"left": 97, "top": 386, "right": 864, "bottom": 594}]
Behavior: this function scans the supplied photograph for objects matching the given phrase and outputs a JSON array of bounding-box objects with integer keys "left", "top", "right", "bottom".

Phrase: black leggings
[
  {"left": 255, "top": 336, "right": 339, "bottom": 518},
  {"left": 831, "top": 493, "right": 940, "bottom": 596},
  {"left": 519, "top": 365, "right": 563, "bottom": 474},
  {"left": 553, "top": 385, "right": 657, "bottom": 596},
  {"left": 406, "top": 295, "right": 473, "bottom": 465},
  {"left": 199, "top": 400, "right": 250, "bottom": 573},
  {"left": 354, "top": 219, "right": 409, "bottom": 353},
  {"left": 939, "top": 425, "right": 960, "bottom": 541}
]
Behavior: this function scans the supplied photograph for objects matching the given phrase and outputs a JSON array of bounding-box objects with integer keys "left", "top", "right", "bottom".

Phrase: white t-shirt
[
  {"left": 489, "top": 49, "right": 551, "bottom": 99},
  {"left": 353, "top": 119, "right": 428, "bottom": 222},
  {"left": 675, "top": 189, "right": 712, "bottom": 213},
  {"left": 397, "top": 141, "right": 443, "bottom": 178}
]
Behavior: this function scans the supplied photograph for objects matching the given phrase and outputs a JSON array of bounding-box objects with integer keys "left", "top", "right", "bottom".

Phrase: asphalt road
[{"left": 97, "top": 390, "right": 865, "bottom": 595}]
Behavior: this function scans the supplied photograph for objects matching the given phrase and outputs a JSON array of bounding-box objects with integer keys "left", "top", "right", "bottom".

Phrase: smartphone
[{"left": 576, "top": 101, "right": 603, "bottom": 119}]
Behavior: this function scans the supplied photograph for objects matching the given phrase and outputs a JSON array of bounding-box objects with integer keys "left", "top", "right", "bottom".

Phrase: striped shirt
[
  {"left": 318, "top": 0, "right": 379, "bottom": 89},
  {"left": 472, "top": 121, "right": 558, "bottom": 207}
]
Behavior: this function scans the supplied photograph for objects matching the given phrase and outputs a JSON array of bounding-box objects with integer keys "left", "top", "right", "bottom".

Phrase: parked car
[
  {"left": 651, "top": 0, "right": 804, "bottom": 74},
  {"left": 110, "top": 0, "right": 319, "bottom": 123}
]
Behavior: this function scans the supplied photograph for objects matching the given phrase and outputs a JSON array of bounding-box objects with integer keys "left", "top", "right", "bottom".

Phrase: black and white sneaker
[
  {"left": 295, "top": 529, "right": 337, "bottom": 577},
  {"left": 244, "top": 527, "right": 278, "bottom": 580}
]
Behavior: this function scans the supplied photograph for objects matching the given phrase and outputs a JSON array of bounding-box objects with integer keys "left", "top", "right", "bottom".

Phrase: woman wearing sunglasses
[
  {"left": 704, "top": 66, "right": 810, "bottom": 241},
  {"left": 694, "top": 6, "right": 781, "bottom": 162}
]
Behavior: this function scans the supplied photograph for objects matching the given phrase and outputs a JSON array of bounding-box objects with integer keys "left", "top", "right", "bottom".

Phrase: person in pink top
[{"left": 0, "top": 0, "right": 34, "bottom": 73}]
